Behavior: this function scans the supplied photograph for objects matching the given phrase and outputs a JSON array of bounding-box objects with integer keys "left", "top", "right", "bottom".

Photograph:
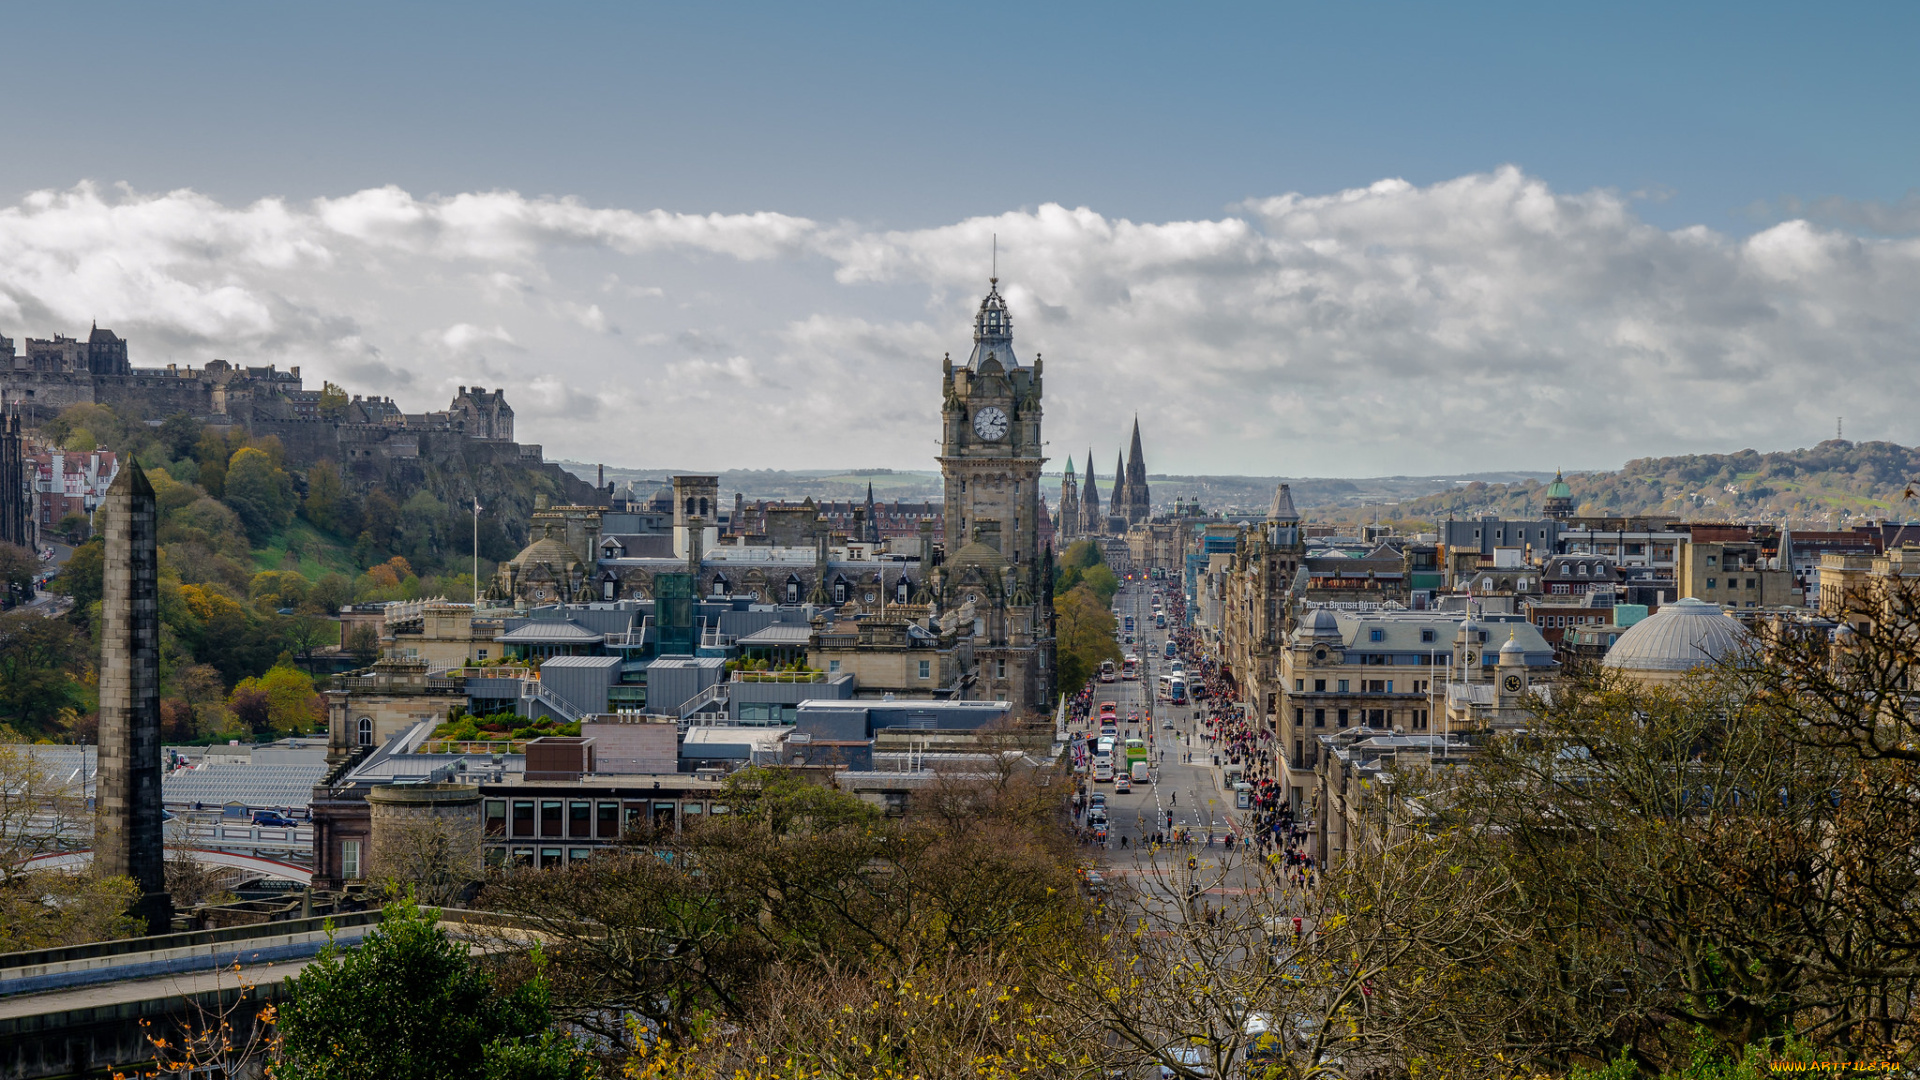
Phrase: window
[
  {"left": 1295, "top": 708, "right": 1304, "bottom": 727},
  {"left": 598, "top": 802, "right": 620, "bottom": 838},
  {"left": 357, "top": 717, "right": 373, "bottom": 746},
  {"left": 1337, "top": 680, "right": 1349, "bottom": 693},
  {"left": 1314, "top": 709, "right": 1325, "bottom": 728},
  {"left": 570, "top": 848, "right": 593, "bottom": 863},
  {"left": 341, "top": 839, "right": 361, "bottom": 879},
  {"left": 1706, "top": 578, "right": 1717, "bottom": 589},
  {"left": 541, "top": 848, "right": 563, "bottom": 869},
  {"left": 485, "top": 800, "right": 506, "bottom": 837},
  {"left": 1314, "top": 679, "right": 1326, "bottom": 692},
  {"left": 1576, "top": 564, "right": 1588, "bottom": 577},
  {"left": 918, "top": 660, "right": 931, "bottom": 679},
  {"left": 786, "top": 580, "right": 800, "bottom": 604},
  {"left": 1369, "top": 628, "right": 1384, "bottom": 642},
  {"left": 1560, "top": 564, "right": 1571, "bottom": 578},
  {"left": 828, "top": 660, "right": 841, "bottom": 674},
  {"left": 997, "top": 659, "right": 1007, "bottom": 679},
  {"left": 541, "top": 800, "right": 563, "bottom": 838},
  {"left": 1746, "top": 578, "right": 1756, "bottom": 590},
  {"left": 1337, "top": 709, "right": 1349, "bottom": 728},
  {"left": 834, "top": 580, "right": 848, "bottom": 603},
  {"left": 512, "top": 800, "right": 534, "bottom": 836},
  {"left": 1420, "top": 629, "right": 1435, "bottom": 643},
  {"left": 897, "top": 581, "right": 910, "bottom": 604},
  {"left": 1295, "top": 679, "right": 1304, "bottom": 691}
]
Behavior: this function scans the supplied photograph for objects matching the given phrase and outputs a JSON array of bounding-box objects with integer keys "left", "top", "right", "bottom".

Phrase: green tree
[
  {"left": 302, "top": 460, "right": 348, "bottom": 533},
  {"left": 1053, "top": 583, "right": 1122, "bottom": 693},
  {"left": 311, "top": 572, "right": 354, "bottom": 614},
  {"left": 1054, "top": 539, "right": 1121, "bottom": 607},
  {"left": 0, "top": 611, "right": 85, "bottom": 732},
  {"left": 344, "top": 623, "right": 381, "bottom": 666},
  {"left": 230, "top": 662, "right": 322, "bottom": 733},
  {"left": 49, "top": 539, "right": 104, "bottom": 616},
  {"left": 157, "top": 413, "right": 201, "bottom": 461},
  {"left": 318, "top": 381, "right": 350, "bottom": 421},
  {"left": 223, "top": 446, "right": 295, "bottom": 543},
  {"left": 0, "top": 543, "right": 39, "bottom": 607},
  {"left": 275, "top": 897, "right": 591, "bottom": 1080}
]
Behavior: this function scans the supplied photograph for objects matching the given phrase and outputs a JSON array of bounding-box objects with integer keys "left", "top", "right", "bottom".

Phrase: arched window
[
  {"left": 357, "top": 717, "right": 373, "bottom": 746},
  {"left": 1577, "top": 563, "right": 1588, "bottom": 577},
  {"left": 699, "top": 497, "right": 710, "bottom": 517},
  {"left": 685, "top": 497, "right": 696, "bottom": 517},
  {"left": 1560, "top": 563, "right": 1572, "bottom": 577}
]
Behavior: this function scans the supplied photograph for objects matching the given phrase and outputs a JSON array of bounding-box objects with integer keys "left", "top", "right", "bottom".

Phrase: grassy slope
[{"left": 249, "top": 520, "right": 359, "bottom": 579}]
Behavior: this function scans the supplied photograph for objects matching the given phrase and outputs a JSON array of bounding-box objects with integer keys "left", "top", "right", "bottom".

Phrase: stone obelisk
[{"left": 94, "top": 458, "right": 172, "bottom": 931}]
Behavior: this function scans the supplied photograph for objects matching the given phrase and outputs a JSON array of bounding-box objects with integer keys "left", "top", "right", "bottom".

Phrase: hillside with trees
[
  {"left": 2, "top": 402, "right": 588, "bottom": 744},
  {"left": 1316, "top": 439, "right": 1920, "bottom": 529}
]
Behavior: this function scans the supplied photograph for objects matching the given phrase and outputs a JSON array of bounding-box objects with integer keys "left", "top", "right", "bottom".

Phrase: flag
[{"left": 474, "top": 497, "right": 483, "bottom": 514}]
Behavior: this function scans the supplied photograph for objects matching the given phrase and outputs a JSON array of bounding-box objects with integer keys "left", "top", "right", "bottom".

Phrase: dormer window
[
  {"left": 786, "top": 576, "right": 801, "bottom": 604},
  {"left": 897, "top": 579, "right": 911, "bottom": 604},
  {"left": 711, "top": 575, "right": 728, "bottom": 596},
  {"left": 834, "top": 577, "right": 849, "bottom": 604}
]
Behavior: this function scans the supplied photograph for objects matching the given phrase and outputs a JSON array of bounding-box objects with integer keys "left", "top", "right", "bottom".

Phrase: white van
[{"left": 1132, "top": 760, "right": 1150, "bottom": 783}]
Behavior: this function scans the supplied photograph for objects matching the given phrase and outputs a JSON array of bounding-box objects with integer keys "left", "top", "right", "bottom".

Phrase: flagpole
[{"left": 472, "top": 497, "right": 482, "bottom": 606}]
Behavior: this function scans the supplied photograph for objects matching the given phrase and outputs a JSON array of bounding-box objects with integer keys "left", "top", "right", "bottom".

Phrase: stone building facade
[{"left": 936, "top": 278, "right": 1054, "bottom": 715}]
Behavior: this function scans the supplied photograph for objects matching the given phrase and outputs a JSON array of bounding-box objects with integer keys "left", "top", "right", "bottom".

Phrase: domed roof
[
  {"left": 510, "top": 535, "right": 578, "bottom": 572},
  {"left": 1602, "top": 598, "right": 1752, "bottom": 673},
  {"left": 1545, "top": 469, "right": 1572, "bottom": 500},
  {"left": 1293, "top": 606, "right": 1342, "bottom": 642},
  {"left": 1499, "top": 631, "right": 1527, "bottom": 657}
]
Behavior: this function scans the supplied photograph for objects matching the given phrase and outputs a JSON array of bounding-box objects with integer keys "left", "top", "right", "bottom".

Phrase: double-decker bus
[
  {"left": 1123, "top": 615, "right": 1135, "bottom": 633},
  {"left": 1099, "top": 660, "right": 1116, "bottom": 683},
  {"left": 1125, "top": 737, "right": 1148, "bottom": 766},
  {"left": 1098, "top": 701, "right": 1119, "bottom": 725},
  {"left": 1169, "top": 676, "right": 1188, "bottom": 704},
  {"left": 1155, "top": 613, "right": 1167, "bottom": 629},
  {"left": 1121, "top": 655, "right": 1139, "bottom": 680},
  {"left": 1164, "top": 640, "right": 1177, "bottom": 659}
]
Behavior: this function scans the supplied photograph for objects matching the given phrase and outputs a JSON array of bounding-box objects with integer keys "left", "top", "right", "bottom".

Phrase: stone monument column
[{"left": 94, "top": 459, "right": 172, "bottom": 930}]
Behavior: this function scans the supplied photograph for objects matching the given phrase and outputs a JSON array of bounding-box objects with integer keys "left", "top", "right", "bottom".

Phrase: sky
[{"left": 0, "top": 1, "right": 1916, "bottom": 477}]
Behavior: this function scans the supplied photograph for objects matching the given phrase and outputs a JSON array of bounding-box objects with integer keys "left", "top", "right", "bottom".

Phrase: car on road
[
  {"left": 1162, "top": 718, "right": 1175, "bottom": 730},
  {"left": 1114, "top": 775, "right": 1132, "bottom": 793},
  {"left": 252, "top": 811, "right": 298, "bottom": 827},
  {"left": 1088, "top": 793, "right": 1107, "bottom": 810}
]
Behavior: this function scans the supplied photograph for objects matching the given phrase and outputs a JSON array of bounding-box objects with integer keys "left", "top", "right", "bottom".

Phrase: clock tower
[
  {"left": 938, "top": 277, "right": 1053, "bottom": 714},
  {"left": 940, "top": 277, "right": 1044, "bottom": 565}
]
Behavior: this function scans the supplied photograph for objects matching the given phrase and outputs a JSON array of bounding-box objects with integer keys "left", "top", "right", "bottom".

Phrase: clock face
[
  {"left": 1504, "top": 674, "right": 1523, "bottom": 693},
  {"left": 972, "top": 406, "right": 1010, "bottom": 441},
  {"left": 1465, "top": 651, "right": 1477, "bottom": 666}
]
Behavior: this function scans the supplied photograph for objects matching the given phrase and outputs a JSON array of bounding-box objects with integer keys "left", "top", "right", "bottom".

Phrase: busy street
[{"left": 1064, "top": 575, "right": 1320, "bottom": 912}]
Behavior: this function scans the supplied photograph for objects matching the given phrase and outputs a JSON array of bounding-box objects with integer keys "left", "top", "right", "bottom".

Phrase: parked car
[{"left": 252, "top": 811, "right": 298, "bottom": 827}]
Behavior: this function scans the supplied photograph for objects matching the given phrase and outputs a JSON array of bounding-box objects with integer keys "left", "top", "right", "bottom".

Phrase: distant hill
[{"left": 1315, "top": 440, "right": 1920, "bottom": 528}]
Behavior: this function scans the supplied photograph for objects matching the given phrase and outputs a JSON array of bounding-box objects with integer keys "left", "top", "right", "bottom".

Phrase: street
[{"left": 1068, "top": 579, "right": 1273, "bottom": 904}]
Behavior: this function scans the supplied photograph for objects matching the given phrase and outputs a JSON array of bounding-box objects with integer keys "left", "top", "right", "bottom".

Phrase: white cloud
[{"left": 0, "top": 170, "right": 1915, "bottom": 474}]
